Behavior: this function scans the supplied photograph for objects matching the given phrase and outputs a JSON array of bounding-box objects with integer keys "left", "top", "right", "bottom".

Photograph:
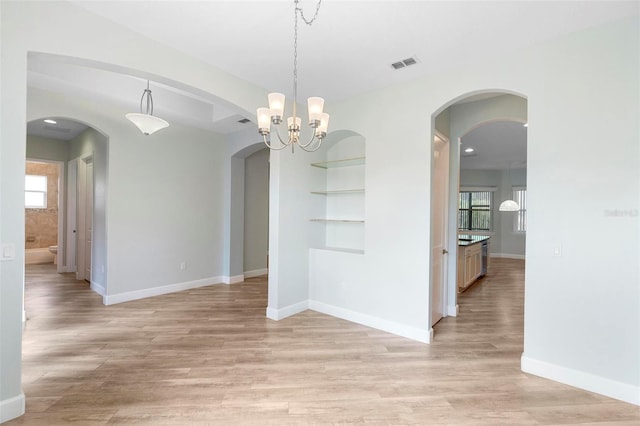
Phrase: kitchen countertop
[{"left": 458, "top": 234, "right": 491, "bottom": 246}]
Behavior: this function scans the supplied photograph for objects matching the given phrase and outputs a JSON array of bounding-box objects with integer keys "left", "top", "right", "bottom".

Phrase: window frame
[
  {"left": 513, "top": 186, "right": 527, "bottom": 233},
  {"left": 458, "top": 189, "right": 493, "bottom": 232},
  {"left": 25, "top": 174, "right": 48, "bottom": 209}
]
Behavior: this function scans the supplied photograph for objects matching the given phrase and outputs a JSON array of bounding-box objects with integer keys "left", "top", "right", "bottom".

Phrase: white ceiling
[
  {"left": 27, "top": 1, "right": 638, "bottom": 166},
  {"left": 460, "top": 120, "right": 527, "bottom": 171},
  {"left": 27, "top": 118, "right": 89, "bottom": 142}
]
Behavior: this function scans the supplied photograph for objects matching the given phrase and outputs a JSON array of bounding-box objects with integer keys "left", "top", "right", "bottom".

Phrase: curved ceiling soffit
[
  {"left": 431, "top": 89, "right": 527, "bottom": 123},
  {"left": 232, "top": 141, "right": 269, "bottom": 160},
  {"left": 460, "top": 117, "right": 527, "bottom": 140},
  {"left": 28, "top": 51, "right": 255, "bottom": 119},
  {"left": 27, "top": 116, "right": 109, "bottom": 142}
]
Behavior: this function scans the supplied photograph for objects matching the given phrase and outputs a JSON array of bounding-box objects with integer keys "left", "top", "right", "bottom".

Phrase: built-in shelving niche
[{"left": 310, "top": 137, "right": 365, "bottom": 254}]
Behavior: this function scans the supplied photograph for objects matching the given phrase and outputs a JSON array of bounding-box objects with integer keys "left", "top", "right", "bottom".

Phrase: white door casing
[
  {"left": 76, "top": 155, "right": 93, "bottom": 282},
  {"left": 66, "top": 159, "right": 78, "bottom": 273},
  {"left": 85, "top": 161, "right": 93, "bottom": 281},
  {"left": 430, "top": 133, "right": 449, "bottom": 326}
]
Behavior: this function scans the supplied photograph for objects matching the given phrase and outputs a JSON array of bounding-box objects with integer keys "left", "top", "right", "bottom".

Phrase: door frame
[
  {"left": 430, "top": 131, "right": 450, "bottom": 328},
  {"left": 74, "top": 153, "right": 94, "bottom": 281}
]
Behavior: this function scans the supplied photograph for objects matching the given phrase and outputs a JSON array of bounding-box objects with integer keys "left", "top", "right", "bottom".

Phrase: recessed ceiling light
[
  {"left": 523, "top": 123, "right": 528, "bottom": 127},
  {"left": 44, "top": 119, "right": 57, "bottom": 124},
  {"left": 464, "top": 147, "right": 475, "bottom": 153}
]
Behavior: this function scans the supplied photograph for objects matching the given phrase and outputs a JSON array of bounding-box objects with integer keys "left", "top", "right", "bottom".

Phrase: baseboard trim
[
  {"left": 490, "top": 253, "right": 526, "bottom": 260},
  {"left": 103, "top": 276, "right": 223, "bottom": 305},
  {"left": 244, "top": 268, "right": 268, "bottom": 279},
  {"left": 266, "top": 300, "right": 309, "bottom": 321},
  {"left": 309, "top": 300, "right": 432, "bottom": 344},
  {"left": 0, "top": 393, "right": 25, "bottom": 423},
  {"left": 90, "top": 281, "right": 105, "bottom": 296},
  {"left": 447, "top": 304, "right": 459, "bottom": 317},
  {"left": 521, "top": 354, "right": 640, "bottom": 406},
  {"left": 222, "top": 275, "right": 244, "bottom": 285}
]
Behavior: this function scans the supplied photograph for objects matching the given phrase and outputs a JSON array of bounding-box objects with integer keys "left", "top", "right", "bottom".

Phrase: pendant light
[
  {"left": 499, "top": 162, "right": 520, "bottom": 211},
  {"left": 499, "top": 199, "right": 520, "bottom": 211},
  {"left": 256, "top": 0, "right": 329, "bottom": 153},
  {"left": 126, "top": 80, "right": 169, "bottom": 135}
]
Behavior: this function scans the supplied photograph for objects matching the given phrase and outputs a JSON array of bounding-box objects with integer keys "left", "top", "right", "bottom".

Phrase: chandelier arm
[
  {"left": 263, "top": 135, "right": 290, "bottom": 151},
  {"left": 297, "top": 138, "right": 323, "bottom": 152},
  {"left": 297, "top": 131, "right": 318, "bottom": 148},
  {"left": 274, "top": 123, "right": 293, "bottom": 147}
]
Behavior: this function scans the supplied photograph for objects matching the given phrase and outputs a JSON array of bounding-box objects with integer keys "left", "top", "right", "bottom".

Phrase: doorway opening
[
  {"left": 24, "top": 159, "right": 64, "bottom": 271},
  {"left": 429, "top": 91, "right": 528, "bottom": 334},
  {"left": 25, "top": 117, "right": 108, "bottom": 295},
  {"left": 227, "top": 143, "right": 270, "bottom": 283}
]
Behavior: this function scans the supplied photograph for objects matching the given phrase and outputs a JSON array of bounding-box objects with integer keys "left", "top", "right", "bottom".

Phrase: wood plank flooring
[{"left": 7, "top": 259, "right": 640, "bottom": 425}]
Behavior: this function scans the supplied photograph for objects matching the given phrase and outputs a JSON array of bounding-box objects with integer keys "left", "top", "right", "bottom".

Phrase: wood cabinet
[{"left": 457, "top": 242, "right": 483, "bottom": 291}]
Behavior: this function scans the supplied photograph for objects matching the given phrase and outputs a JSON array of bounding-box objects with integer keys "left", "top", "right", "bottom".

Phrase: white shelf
[
  {"left": 311, "top": 157, "right": 365, "bottom": 169},
  {"left": 310, "top": 189, "right": 365, "bottom": 195},
  {"left": 310, "top": 219, "right": 365, "bottom": 223},
  {"left": 311, "top": 247, "right": 365, "bottom": 255}
]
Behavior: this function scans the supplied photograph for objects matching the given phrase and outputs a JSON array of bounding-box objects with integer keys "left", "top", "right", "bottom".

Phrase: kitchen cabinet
[{"left": 457, "top": 235, "right": 490, "bottom": 291}]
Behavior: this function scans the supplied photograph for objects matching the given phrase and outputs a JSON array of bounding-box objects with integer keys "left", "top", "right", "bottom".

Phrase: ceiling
[
  {"left": 27, "top": 118, "right": 89, "bottom": 142},
  {"left": 460, "top": 120, "right": 527, "bottom": 171},
  {"left": 27, "top": 1, "right": 637, "bottom": 164}
]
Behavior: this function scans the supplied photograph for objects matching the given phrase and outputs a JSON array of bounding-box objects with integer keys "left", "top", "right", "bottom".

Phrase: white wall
[
  {"left": 243, "top": 148, "right": 269, "bottom": 276},
  {"left": 1, "top": 3, "right": 269, "bottom": 419},
  {"left": 1, "top": 3, "right": 638, "bottom": 421},
  {"left": 303, "top": 17, "right": 639, "bottom": 404},
  {"left": 26, "top": 135, "right": 69, "bottom": 162}
]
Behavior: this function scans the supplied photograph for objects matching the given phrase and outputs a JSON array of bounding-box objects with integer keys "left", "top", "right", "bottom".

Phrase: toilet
[{"left": 48, "top": 245, "right": 58, "bottom": 265}]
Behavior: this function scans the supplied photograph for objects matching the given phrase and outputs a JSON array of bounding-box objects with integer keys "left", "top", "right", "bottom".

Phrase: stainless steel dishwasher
[{"left": 480, "top": 240, "right": 488, "bottom": 277}]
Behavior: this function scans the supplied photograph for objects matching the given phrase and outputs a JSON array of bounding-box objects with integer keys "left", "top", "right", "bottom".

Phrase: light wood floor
[{"left": 7, "top": 259, "right": 640, "bottom": 425}]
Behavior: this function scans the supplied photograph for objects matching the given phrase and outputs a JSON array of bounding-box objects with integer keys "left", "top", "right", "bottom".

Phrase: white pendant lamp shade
[
  {"left": 499, "top": 199, "right": 520, "bottom": 211},
  {"left": 307, "top": 97, "right": 325, "bottom": 123},
  {"left": 126, "top": 80, "right": 169, "bottom": 135},
  {"left": 125, "top": 113, "right": 169, "bottom": 135},
  {"left": 315, "top": 112, "right": 330, "bottom": 137},
  {"left": 256, "top": 108, "right": 272, "bottom": 133},
  {"left": 268, "top": 93, "right": 285, "bottom": 118}
]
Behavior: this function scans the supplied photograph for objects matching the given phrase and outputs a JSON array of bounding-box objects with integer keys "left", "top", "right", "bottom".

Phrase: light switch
[
  {"left": 1, "top": 243, "right": 16, "bottom": 261},
  {"left": 553, "top": 246, "right": 562, "bottom": 257}
]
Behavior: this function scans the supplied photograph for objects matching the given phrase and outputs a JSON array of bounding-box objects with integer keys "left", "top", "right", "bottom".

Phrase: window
[
  {"left": 25, "top": 175, "right": 47, "bottom": 208},
  {"left": 513, "top": 187, "right": 527, "bottom": 232},
  {"left": 458, "top": 191, "right": 492, "bottom": 231}
]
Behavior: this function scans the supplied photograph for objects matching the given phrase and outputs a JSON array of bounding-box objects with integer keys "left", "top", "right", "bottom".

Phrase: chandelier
[
  {"left": 256, "top": 0, "right": 329, "bottom": 152},
  {"left": 126, "top": 80, "right": 170, "bottom": 135}
]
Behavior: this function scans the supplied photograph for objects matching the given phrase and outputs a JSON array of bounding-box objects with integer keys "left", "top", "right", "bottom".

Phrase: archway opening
[{"left": 429, "top": 91, "right": 527, "bottom": 333}]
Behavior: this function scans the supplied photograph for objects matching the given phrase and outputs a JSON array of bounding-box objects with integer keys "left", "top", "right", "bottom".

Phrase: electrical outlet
[{"left": 180, "top": 261, "right": 186, "bottom": 271}]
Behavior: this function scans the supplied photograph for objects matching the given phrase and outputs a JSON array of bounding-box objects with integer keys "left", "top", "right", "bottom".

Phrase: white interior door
[
  {"left": 431, "top": 133, "right": 449, "bottom": 326},
  {"left": 76, "top": 155, "right": 93, "bottom": 282},
  {"left": 66, "top": 159, "right": 78, "bottom": 273},
  {"left": 85, "top": 161, "right": 93, "bottom": 281}
]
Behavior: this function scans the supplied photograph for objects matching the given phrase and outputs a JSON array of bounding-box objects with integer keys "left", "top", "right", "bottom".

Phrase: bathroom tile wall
[{"left": 25, "top": 161, "right": 59, "bottom": 249}]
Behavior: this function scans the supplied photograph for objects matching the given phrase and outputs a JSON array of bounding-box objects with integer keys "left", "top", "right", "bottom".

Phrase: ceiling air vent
[
  {"left": 237, "top": 118, "right": 251, "bottom": 124},
  {"left": 391, "top": 56, "right": 419, "bottom": 70}
]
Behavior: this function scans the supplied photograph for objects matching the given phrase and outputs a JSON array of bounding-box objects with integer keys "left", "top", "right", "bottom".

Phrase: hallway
[{"left": 9, "top": 260, "right": 640, "bottom": 425}]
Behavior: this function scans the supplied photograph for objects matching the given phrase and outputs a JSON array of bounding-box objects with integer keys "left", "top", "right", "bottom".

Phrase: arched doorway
[
  {"left": 25, "top": 117, "right": 108, "bottom": 294},
  {"left": 225, "top": 142, "right": 270, "bottom": 284},
  {"left": 430, "top": 91, "right": 527, "bottom": 327}
]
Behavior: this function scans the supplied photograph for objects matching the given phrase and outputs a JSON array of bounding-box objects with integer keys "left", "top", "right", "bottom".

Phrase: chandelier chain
[
  {"left": 293, "top": 0, "right": 322, "bottom": 108},
  {"left": 296, "top": 0, "right": 322, "bottom": 25}
]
